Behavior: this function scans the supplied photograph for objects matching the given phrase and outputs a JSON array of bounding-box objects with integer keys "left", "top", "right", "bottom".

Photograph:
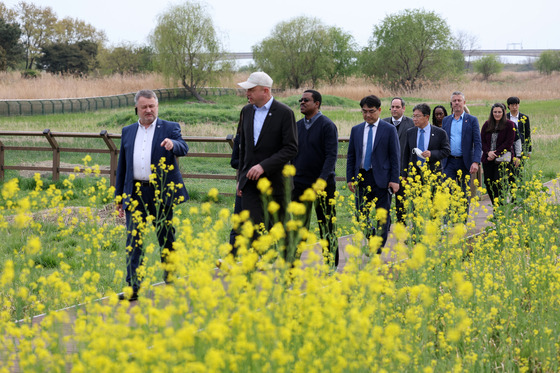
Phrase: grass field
[{"left": 1, "top": 74, "right": 560, "bottom": 371}]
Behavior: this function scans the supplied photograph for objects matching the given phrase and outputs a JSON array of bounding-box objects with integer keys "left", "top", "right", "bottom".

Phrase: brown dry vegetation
[{"left": 1, "top": 71, "right": 559, "bottom": 101}]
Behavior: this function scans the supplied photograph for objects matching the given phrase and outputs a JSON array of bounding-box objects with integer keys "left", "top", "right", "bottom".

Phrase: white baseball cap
[{"left": 237, "top": 72, "right": 273, "bottom": 89}]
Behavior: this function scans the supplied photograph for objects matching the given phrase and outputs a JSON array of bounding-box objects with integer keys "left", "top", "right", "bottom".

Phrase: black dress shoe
[{"left": 118, "top": 291, "right": 138, "bottom": 301}]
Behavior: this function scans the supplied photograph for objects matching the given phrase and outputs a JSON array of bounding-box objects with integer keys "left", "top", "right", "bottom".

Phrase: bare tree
[{"left": 456, "top": 30, "right": 480, "bottom": 69}]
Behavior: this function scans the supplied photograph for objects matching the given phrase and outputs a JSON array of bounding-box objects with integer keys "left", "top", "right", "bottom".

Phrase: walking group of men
[{"left": 114, "top": 72, "right": 531, "bottom": 300}]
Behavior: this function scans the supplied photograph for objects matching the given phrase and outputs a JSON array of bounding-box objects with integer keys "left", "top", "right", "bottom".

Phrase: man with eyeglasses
[
  {"left": 292, "top": 90, "right": 339, "bottom": 266},
  {"left": 382, "top": 97, "right": 414, "bottom": 224},
  {"left": 347, "top": 95, "right": 400, "bottom": 252},
  {"left": 403, "top": 103, "right": 450, "bottom": 180}
]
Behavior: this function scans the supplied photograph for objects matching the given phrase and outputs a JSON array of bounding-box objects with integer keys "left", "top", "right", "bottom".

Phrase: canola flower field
[{"left": 1, "top": 156, "right": 560, "bottom": 372}]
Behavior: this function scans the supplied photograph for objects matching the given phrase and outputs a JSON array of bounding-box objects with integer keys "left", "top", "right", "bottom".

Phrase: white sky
[{"left": 3, "top": 0, "right": 559, "bottom": 52}]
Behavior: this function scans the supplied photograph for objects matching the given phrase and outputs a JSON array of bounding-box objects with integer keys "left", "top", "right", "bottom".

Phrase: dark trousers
[
  {"left": 241, "top": 180, "right": 287, "bottom": 228},
  {"left": 292, "top": 181, "right": 338, "bottom": 266},
  {"left": 355, "top": 169, "right": 391, "bottom": 250},
  {"left": 483, "top": 161, "right": 509, "bottom": 206},
  {"left": 444, "top": 156, "right": 472, "bottom": 220},
  {"left": 394, "top": 181, "right": 406, "bottom": 223},
  {"left": 229, "top": 194, "right": 243, "bottom": 255},
  {"left": 125, "top": 184, "right": 175, "bottom": 291}
]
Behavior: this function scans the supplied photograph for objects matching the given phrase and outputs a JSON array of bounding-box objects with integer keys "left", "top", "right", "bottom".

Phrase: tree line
[{"left": 1, "top": 1, "right": 558, "bottom": 98}]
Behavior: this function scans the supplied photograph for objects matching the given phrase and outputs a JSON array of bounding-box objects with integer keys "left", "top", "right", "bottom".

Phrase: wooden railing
[{"left": 0, "top": 130, "right": 236, "bottom": 185}]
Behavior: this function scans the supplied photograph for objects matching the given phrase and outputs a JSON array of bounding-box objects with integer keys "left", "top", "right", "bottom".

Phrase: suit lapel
[
  {"left": 356, "top": 122, "right": 365, "bottom": 161},
  {"left": 151, "top": 119, "right": 163, "bottom": 162}
]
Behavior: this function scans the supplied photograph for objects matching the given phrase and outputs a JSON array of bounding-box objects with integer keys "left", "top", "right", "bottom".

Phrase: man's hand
[
  {"left": 513, "top": 157, "right": 521, "bottom": 167},
  {"left": 389, "top": 182, "right": 399, "bottom": 194},
  {"left": 347, "top": 182, "right": 355, "bottom": 193},
  {"left": 236, "top": 182, "right": 242, "bottom": 197},
  {"left": 470, "top": 162, "right": 479, "bottom": 174},
  {"left": 116, "top": 203, "right": 124, "bottom": 218},
  {"left": 421, "top": 150, "right": 431, "bottom": 159},
  {"left": 247, "top": 164, "right": 264, "bottom": 180},
  {"left": 161, "top": 138, "right": 174, "bottom": 150}
]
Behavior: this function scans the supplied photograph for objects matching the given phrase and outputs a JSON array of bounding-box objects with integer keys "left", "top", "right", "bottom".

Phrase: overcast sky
[{"left": 3, "top": 0, "right": 559, "bottom": 53}]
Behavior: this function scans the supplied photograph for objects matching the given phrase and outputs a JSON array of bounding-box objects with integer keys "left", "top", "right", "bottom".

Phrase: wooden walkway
[{"left": 3, "top": 179, "right": 559, "bottom": 372}]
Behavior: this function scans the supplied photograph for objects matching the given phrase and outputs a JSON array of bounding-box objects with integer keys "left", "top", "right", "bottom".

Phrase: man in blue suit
[
  {"left": 442, "top": 91, "right": 482, "bottom": 191},
  {"left": 347, "top": 95, "right": 400, "bottom": 251},
  {"left": 115, "top": 89, "right": 189, "bottom": 301}
]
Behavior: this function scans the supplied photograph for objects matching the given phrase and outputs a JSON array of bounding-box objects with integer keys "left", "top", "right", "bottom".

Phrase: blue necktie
[
  {"left": 364, "top": 124, "right": 373, "bottom": 170},
  {"left": 418, "top": 129, "right": 425, "bottom": 165}
]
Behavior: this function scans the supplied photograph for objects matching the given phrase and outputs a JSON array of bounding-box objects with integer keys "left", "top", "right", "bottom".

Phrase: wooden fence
[
  {"left": 0, "top": 130, "right": 351, "bottom": 186},
  {"left": 0, "top": 130, "right": 237, "bottom": 185}
]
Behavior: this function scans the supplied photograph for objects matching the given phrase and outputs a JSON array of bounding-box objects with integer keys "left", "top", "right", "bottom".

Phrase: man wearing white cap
[{"left": 235, "top": 71, "right": 298, "bottom": 234}]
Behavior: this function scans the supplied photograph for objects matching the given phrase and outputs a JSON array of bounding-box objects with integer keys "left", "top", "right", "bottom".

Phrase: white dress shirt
[
  {"left": 133, "top": 118, "right": 157, "bottom": 181},
  {"left": 361, "top": 119, "right": 379, "bottom": 168},
  {"left": 253, "top": 96, "right": 274, "bottom": 145}
]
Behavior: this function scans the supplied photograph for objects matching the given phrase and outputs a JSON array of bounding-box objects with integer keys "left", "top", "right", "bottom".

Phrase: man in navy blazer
[
  {"left": 115, "top": 89, "right": 189, "bottom": 300},
  {"left": 442, "top": 91, "right": 482, "bottom": 191},
  {"left": 347, "top": 95, "right": 400, "bottom": 250},
  {"left": 403, "top": 103, "right": 451, "bottom": 179}
]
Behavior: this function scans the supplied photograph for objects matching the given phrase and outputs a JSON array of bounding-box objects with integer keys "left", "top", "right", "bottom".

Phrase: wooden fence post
[
  {"left": 0, "top": 139, "right": 4, "bottom": 181},
  {"left": 42, "top": 129, "right": 60, "bottom": 181},
  {"left": 100, "top": 130, "right": 118, "bottom": 186}
]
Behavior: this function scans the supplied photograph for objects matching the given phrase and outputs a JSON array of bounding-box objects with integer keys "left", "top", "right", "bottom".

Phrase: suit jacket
[
  {"left": 507, "top": 112, "right": 532, "bottom": 155},
  {"left": 480, "top": 120, "right": 516, "bottom": 163},
  {"left": 442, "top": 112, "right": 482, "bottom": 170},
  {"left": 403, "top": 125, "right": 450, "bottom": 176},
  {"left": 115, "top": 118, "right": 189, "bottom": 209},
  {"left": 238, "top": 99, "right": 298, "bottom": 196},
  {"left": 382, "top": 116, "right": 415, "bottom": 176},
  {"left": 346, "top": 119, "right": 400, "bottom": 188}
]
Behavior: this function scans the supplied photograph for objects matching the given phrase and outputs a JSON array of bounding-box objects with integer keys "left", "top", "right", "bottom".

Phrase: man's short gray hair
[
  {"left": 450, "top": 91, "right": 465, "bottom": 101},
  {"left": 135, "top": 90, "right": 158, "bottom": 105}
]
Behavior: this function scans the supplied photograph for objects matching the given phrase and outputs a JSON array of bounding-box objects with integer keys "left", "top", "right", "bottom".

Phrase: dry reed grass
[
  {"left": 283, "top": 71, "right": 560, "bottom": 102},
  {"left": 0, "top": 72, "right": 168, "bottom": 99},
  {"left": 1, "top": 70, "right": 559, "bottom": 101}
]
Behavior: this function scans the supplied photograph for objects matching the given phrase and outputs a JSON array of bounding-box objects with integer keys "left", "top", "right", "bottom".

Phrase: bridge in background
[{"left": 227, "top": 49, "right": 558, "bottom": 60}]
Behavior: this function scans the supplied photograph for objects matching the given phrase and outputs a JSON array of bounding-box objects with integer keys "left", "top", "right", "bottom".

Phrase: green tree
[
  {"left": 535, "top": 50, "right": 560, "bottom": 75},
  {"left": 0, "top": 17, "right": 24, "bottom": 70},
  {"left": 98, "top": 43, "right": 154, "bottom": 75},
  {"left": 53, "top": 17, "right": 106, "bottom": 45},
  {"left": 473, "top": 55, "right": 503, "bottom": 81},
  {"left": 361, "top": 9, "right": 462, "bottom": 91},
  {"left": 37, "top": 40, "right": 98, "bottom": 76},
  {"left": 253, "top": 16, "right": 356, "bottom": 89},
  {"left": 13, "top": 1, "right": 57, "bottom": 69},
  {"left": 150, "top": 1, "right": 230, "bottom": 102}
]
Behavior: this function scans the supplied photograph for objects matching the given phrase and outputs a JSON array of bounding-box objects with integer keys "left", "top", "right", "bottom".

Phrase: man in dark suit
[
  {"left": 115, "top": 89, "right": 189, "bottom": 301},
  {"left": 382, "top": 97, "right": 414, "bottom": 223},
  {"left": 442, "top": 91, "right": 482, "bottom": 192},
  {"left": 236, "top": 72, "right": 298, "bottom": 233},
  {"left": 347, "top": 95, "right": 400, "bottom": 250},
  {"left": 292, "top": 89, "right": 338, "bottom": 266},
  {"left": 403, "top": 103, "right": 451, "bottom": 179}
]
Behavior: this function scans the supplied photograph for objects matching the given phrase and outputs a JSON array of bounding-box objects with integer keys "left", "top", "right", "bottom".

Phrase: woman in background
[
  {"left": 431, "top": 105, "right": 447, "bottom": 127},
  {"left": 480, "top": 103, "right": 515, "bottom": 206}
]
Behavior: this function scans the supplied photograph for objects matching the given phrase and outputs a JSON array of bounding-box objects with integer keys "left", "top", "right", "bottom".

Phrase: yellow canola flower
[
  {"left": 25, "top": 236, "right": 42, "bottom": 255},
  {"left": 207, "top": 187, "right": 219, "bottom": 200},
  {"left": 0, "top": 260, "right": 14, "bottom": 287},
  {"left": 287, "top": 201, "right": 306, "bottom": 216},
  {"left": 2, "top": 178, "right": 19, "bottom": 200},
  {"left": 257, "top": 177, "right": 272, "bottom": 194},
  {"left": 268, "top": 201, "right": 280, "bottom": 215},
  {"left": 282, "top": 164, "right": 296, "bottom": 177}
]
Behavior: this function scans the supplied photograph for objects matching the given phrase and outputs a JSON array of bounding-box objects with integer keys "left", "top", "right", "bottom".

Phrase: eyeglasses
[
  {"left": 412, "top": 114, "right": 426, "bottom": 119},
  {"left": 298, "top": 98, "right": 311, "bottom": 103}
]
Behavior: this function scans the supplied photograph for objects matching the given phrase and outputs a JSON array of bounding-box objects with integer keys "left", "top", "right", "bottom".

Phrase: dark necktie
[
  {"left": 394, "top": 120, "right": 400, "bottom": 126},
  {"left": 364, "top": 124, "right": 374, "bottom": 170}
]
